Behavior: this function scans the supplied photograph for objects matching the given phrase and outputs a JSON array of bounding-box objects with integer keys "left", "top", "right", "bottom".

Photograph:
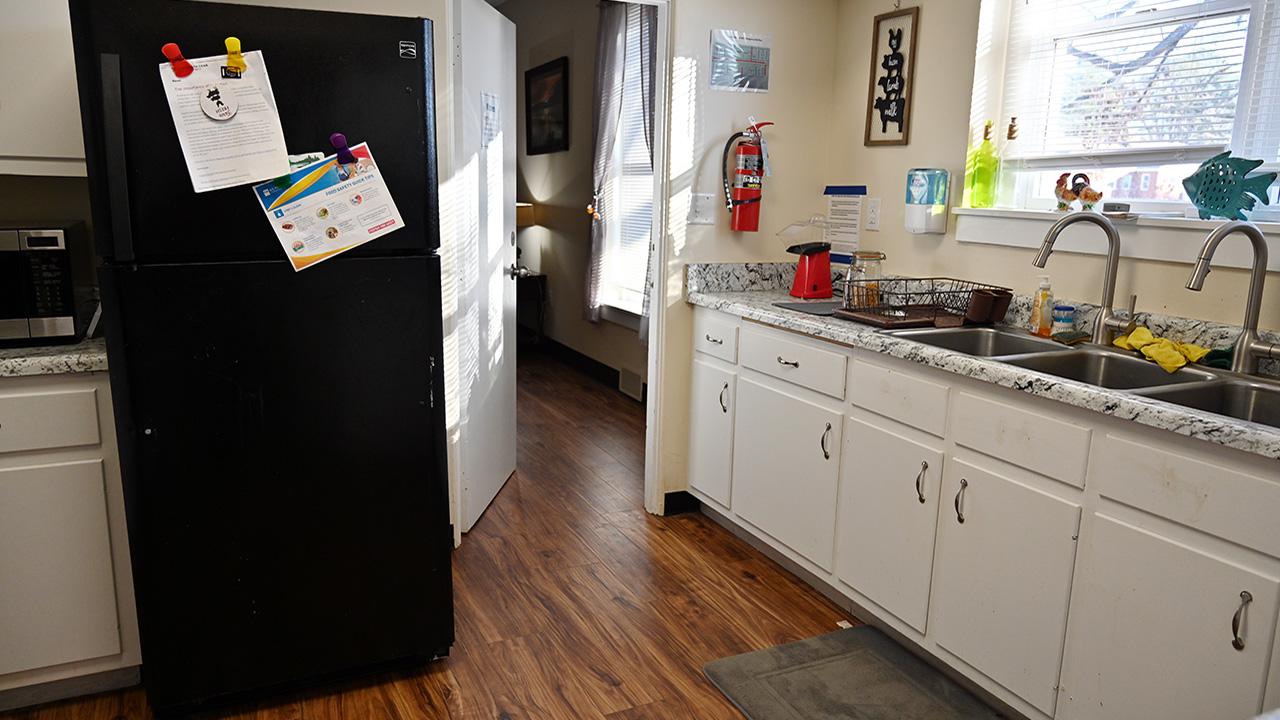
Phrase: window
[
  {"left": 975, "top": 0, "right": 1280, "bottom": 215},
  {"left": 599, "top": 4, "right": 654, "bottom": 317}
]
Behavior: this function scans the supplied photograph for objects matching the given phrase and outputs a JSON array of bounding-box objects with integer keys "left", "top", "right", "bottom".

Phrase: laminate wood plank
[{"left": 4, "top": 353, "right": 855, "bottom": 720}]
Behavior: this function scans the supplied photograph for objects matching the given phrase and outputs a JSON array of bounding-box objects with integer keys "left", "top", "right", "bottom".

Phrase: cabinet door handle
[
  {"left": 820, "top": 422, "right": 832, "bottom": 460},
  {"left": 954, "top": 478, "right": 968, "bottom": 523},
  {"left": 777, "top": 356, "right": 800, "bottom": 368},
  {"left": 718, "top": 382, "right": 729, "bottom": 413},
  {"left": 1233, "top": 590, "right": 1253, "bottom": 651},
  {"left": 705, "top": 334, "right": 723, "bottom": 345},
  {"left": 915, "top": 461, "right": 928, "bottom": 503}
]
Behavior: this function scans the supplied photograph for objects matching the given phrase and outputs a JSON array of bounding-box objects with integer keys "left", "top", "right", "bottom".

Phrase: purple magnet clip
[{"left": 330, "top": 133, "right": 357, "bottom": 165}]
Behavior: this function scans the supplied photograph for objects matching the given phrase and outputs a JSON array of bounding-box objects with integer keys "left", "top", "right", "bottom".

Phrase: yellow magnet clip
[{"left": 225, "top": 37, "right": 246, "bottom": 74}]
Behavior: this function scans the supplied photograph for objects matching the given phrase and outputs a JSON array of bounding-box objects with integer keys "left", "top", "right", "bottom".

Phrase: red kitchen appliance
[
  {"left": 777, "top": 215, "right": 834, "bottom": 299},
  {"left": 788, "top": 242, "right": 833, "bottom": 298}
]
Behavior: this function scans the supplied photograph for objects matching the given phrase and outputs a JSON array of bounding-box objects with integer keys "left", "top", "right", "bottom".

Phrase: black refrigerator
[{"left": 68, "top": 0, "right": 453, "bottom": 712}]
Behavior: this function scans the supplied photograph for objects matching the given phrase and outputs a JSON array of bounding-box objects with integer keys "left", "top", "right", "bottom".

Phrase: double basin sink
[{"left": 883, "top": 325, "right": 1280, "bottom": 430}]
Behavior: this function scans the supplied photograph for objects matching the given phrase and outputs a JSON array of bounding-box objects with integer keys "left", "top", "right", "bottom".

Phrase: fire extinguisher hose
[{"left": 722, "top": 132, "right": 746, "bottom": 211}]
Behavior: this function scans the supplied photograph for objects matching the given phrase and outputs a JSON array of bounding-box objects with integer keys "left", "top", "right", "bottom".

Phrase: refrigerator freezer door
[
  {"left": 70, "top": 0, "right": 440, "bottom": 262},
  {"left": 99, "top": 256, "right": 452, "bottom": 710}
]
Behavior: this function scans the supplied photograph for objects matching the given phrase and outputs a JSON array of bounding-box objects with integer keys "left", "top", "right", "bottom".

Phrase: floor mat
[
  {"left": 771, "top": 300, "right": 843, "bottom": 316},
  {"left": 703, "top": 625, "right": 1004, "bottom": 719}
]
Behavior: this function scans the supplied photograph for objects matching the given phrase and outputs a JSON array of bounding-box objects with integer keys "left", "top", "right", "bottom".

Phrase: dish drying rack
[{"left": 833, "top": 276, "right": 1010, "bottom": 328}]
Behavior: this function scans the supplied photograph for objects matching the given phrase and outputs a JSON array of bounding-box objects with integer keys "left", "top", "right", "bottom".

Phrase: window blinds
[
  {"left": 998, "top": 0, "right": 1280, "bottom": 167},
  {"left": 603, "top": 3, "right": 655, "bottom": 312}
]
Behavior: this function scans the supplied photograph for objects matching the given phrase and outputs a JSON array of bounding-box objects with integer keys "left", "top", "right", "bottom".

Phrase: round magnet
[{"left": 199, "top": 84, "right": 238, "bottom": 121}]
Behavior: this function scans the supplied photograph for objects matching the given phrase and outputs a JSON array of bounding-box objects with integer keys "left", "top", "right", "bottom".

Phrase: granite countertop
[
  {"left": 0, "top": 338, "right": 108, "bottom": 378},
  {"left": 686, "top": 263, "right": 1280, "bottom": 461}
]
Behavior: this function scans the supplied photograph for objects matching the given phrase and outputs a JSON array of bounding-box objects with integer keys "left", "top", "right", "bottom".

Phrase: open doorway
[{"left": 496, "top": 0, "right": 671, "bottom": 519}]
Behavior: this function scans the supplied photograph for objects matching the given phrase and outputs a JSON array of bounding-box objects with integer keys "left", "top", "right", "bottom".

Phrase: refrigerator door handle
[{"left": 101, "top": 53, "right": 136, "bottom": 262}]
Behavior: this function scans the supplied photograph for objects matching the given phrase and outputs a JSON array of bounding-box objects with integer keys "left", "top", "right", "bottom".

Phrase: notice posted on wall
[
  {"left": 252, "top": 143, "right": 404, "bottom": 272},
  {"left": 159, "top": 50, "right": 290, "bottom": 193},
  {"left": 824, "top": 186, "right": 866, "bottom": 261},
  {"left": 710, "top": 29, "right": 771, "bottom": 93},
  {"left": 482, "top": 91, "right": 501, "bottom": 146}
]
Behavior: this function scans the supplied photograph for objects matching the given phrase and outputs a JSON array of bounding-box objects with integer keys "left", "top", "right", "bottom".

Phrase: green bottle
[{"left": 969, "top": 121, "right": 998, "bottom": 208}]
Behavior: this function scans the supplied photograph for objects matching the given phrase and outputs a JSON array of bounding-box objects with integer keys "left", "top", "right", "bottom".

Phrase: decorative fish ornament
[{"left": 1182, "top": 151, "right": 1277, "bottom": 221}]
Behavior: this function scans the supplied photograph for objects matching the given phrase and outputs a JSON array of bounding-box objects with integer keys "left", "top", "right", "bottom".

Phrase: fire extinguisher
[{"left": 722, "top": 119, "right": 774, "bottom": 232}]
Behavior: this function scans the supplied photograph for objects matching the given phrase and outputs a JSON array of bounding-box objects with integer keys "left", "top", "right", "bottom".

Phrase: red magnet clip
[
  {"left": 330, "top": 133, "right": 357, "bottom": 165},
  {"left": 224, "top": 37, "right": 246, "bottom": 75},
  {"left": 161, "top": 43, "right": 193, "bottom": 78}
]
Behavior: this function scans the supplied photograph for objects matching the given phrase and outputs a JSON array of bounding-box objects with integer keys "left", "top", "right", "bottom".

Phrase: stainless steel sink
[
  {"left": 882, "top": 324, "right": 1280, "bottom": 426},
  {"left": 882, "top": 326, "right": 1069, "bottom": 357},
  {"left": 999, "top": 347, "right": 1219, "bottom": 390},
  {"left": 1133, "top": 379, "right": 1280, "bottom": 429}
]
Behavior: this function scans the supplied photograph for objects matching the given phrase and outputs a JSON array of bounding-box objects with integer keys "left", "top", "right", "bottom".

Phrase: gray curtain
[
  {"left": 636, "top": 2, "right": 657, "bottom": 346},
  {"left": 584, "top": 1, "right": 628, "bottom": 324}
]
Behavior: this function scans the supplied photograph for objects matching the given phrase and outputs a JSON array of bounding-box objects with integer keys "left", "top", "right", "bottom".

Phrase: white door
[
  {"left": 1058, "top": 514, "right": 1280, "bottom": 720},
  {"left": 930, "top": 458, "right": 1081, "bottom": 716},
  {"left": 686, "top": 358, "right": 735, "bottom": 507},
  {"left": 836, "top": 417, "right": 944, "bottom": 634},
  {"left": 453, "top": 0, "right": 517, "bottom": 532},
  {"left": 731, "top": 377, "right": 843, "bottom": 571}
]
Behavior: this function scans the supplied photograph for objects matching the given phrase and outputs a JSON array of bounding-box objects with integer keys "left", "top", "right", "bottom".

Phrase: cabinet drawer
[
  {"left": 847, "top": 357, "right": 949, "bottom": 437},
  {"left": 1093, "top": 434, "right": 1280, "bottom": 558},
  {"left": 951, "top": 391, "right": 1091, "bottom": 487},
  {"left": 693, "top": 311, "right": 740, "bottom": 363},
  {"left": 740, "top": 324, "right": 847, "bottom": 399},
  {"left": 0, "top": 388, "right": 101, "bottom": 455}
]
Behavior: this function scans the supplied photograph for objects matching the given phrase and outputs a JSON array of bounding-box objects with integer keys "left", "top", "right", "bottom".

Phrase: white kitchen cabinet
[
  {"left": 929, "top": 457, "right": 1081, "bottom": 717},
  {"left": 0, "top": 460, "right": 120, "bottom": 675},
  {"left": 731, "top": 376, "right": 843, "bottom": 571},
  {"left": 687, "top": 357, "right": 735, "bottom": 508},
  {"left": 0, "top": 372, "right": 139, "bottom": 708},
  {"left": 835, "top": 416, "right": 943, "bottom": 633},
  {"left": 0, "top": 1, "right": 87, "bottom": 176},
  {"left": 1057, "top": 514, "right": 1280, "bottom": 720}
]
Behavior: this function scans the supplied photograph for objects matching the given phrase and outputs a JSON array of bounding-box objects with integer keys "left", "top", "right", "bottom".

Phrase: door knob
[{"left": 508, "top": 264, "right": 525, "bottom": 279}]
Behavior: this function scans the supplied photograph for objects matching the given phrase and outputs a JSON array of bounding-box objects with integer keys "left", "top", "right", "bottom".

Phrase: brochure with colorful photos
[{"left": 252, "top": 143, "right": 404, "bottom": 271}]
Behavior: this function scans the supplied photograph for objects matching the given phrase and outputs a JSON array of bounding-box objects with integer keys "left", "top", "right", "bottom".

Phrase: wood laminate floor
[{"left": 5, "top": 351, "right": 855, "bottom": 720}]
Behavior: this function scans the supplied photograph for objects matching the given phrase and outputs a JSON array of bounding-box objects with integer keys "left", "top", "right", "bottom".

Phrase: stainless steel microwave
[{"left": 0, "top": 223, "right": 87, "bottom": 343}]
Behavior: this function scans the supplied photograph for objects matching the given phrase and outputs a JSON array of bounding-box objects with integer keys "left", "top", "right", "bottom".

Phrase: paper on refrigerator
[
  {"left": 159, "top": 50, "right": 290, "bottom": 192},
  {"left": 252, "top": 143, "right": 404, "bottom": 271}
]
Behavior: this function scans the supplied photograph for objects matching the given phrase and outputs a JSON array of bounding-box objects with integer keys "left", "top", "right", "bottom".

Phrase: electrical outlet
[
  {"left": 688, "top": 193, "right": 717, "bottom": 225},
  {"left": 866, "top": 197, "right": 882, "bottom": 231}
]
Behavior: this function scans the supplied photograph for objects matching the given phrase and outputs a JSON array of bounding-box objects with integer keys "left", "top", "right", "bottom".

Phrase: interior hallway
[{"left": 3, "top": 353, "right": 854, "bottom": 720}]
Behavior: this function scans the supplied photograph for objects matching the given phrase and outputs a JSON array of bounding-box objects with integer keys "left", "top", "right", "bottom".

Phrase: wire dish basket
[{"left": 834, "top": 277, "right": 1012, "bottom": 328}]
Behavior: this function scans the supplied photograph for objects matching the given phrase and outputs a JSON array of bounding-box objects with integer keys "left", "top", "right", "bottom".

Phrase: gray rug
[
  {"left": 704, "top": 625, "right": 1003, "bottom": 719},
  {"left": 772, "top": 300, "right": 843, "bottom": 316}
]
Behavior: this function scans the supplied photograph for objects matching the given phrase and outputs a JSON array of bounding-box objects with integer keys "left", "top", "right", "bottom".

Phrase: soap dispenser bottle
[
  {"left": 1029, "top": 275, "right": 1054, "bottom": 337},
  {"left": 966, "top": 121, "right": 999, "bottom": 208}
]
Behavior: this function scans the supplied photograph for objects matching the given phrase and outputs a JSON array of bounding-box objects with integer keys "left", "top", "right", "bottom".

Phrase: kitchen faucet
[
  {"left": 1033, "top": 212, "right": 1136, "bottom": 345},
  {"left": 1185, "top": 220, "right": 1279, "bottom": 375}
]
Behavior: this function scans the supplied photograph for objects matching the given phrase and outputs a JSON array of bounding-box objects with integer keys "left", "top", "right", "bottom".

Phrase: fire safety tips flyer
[{"left": 252, "top": 143, "right": 403, "bottom": 271}]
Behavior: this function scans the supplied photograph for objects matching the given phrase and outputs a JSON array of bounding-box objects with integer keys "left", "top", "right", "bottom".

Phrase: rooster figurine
[
  {"left": 1054, "top": 173, "right": 1077, "bottom": 211},
  {"left": 1071, "top": 173, "right": 1103, "bottom": 211}
]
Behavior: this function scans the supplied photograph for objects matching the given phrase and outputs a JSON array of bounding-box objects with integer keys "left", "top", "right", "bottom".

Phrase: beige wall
[
  {"left": 654, "top": 0, "right": 1280, "bottom": 500},
  {"left": 826, "top": 0, "right": 1280, "bottom": 332},
  {"left": 499, "top": 0, "right": 650, "bottom": 381},
  {"left": 654, "top": 0, "right": 841, "bottom": 499}
]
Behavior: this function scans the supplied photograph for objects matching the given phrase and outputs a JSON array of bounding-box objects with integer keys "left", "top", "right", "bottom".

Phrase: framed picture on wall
[
  {"left": 865, "top": 6, "right": 919, "bottom": 146},
  {"left": 525, "top": 56, "right": 570, "bottom": 155}
]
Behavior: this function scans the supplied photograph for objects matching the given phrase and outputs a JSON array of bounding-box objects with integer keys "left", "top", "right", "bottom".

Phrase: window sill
[
  {"left": 600, "top": 304, "right": 642, "bottom": 331},
  {"left": 952, "top": 207, "right": 1280, "bottom": 272}
]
